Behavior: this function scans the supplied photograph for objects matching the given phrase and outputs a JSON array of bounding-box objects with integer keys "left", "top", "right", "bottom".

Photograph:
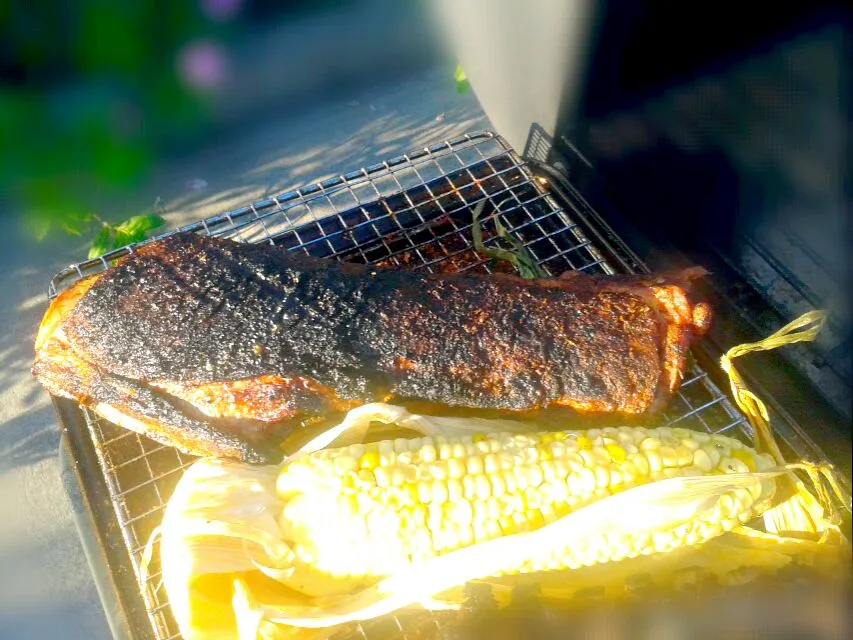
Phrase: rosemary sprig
[{"left": 471, "top": 201, "right": 547, "bottom": 280}]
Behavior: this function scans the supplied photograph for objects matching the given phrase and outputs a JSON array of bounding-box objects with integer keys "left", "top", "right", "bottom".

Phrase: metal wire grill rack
[{"left": 49, "top": 130, "right": 799, "bottom": 640}]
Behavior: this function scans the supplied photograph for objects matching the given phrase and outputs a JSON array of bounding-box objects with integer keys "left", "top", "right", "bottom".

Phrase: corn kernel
[
  {"left": 466, "top": 456, "right": 484, "bottom": 475},
  {"left": 702, "top": 444, "right": 722, "bottom": 468},
  {"left": 373, "top": 467, "right": 390, "bottom": 488},
  {"left": 430, "top": 528, "right": 446, "bottom": 552},
  {"left": 540, "top": 460, "right": 558, "bottom": 483},
  {"left": 472, "top": 500, "right": 488, "bottom": 524},
  {"left": 544, "top": 479, "right": 569, "bottom": 503},
  {"left": 659, "top": 446, "right": 679, "bottom": 467},
  {"left": 462, "top": 475, "right": 477, "bottom": 500},
  {"left": 431, "top": 461, "right": 450, "bottom": 480},
  {"left": 652, "top": 531, "right": 675, "bottom": 552},
  {"left": 501, "top": 493, "right": 526, "bottom": 515},
  {"left": 628, "top": 452, "right": 650, "bottom": 478},
  {"left": 527, "top": 465, "right": 544, "bottom": 488},
  {"left": 458, "top": 525, "right": 474, "bottom": 547},
  {"left": 525, "top": 488, "right": 545, "bottom": 509},
  {"left": 710, "top": 437, "right": 731, "bottom": 457},
  {"left": 577, "top": 468, "right": 597, "bottom": 494},
  {"left": 513, "top": 467, "right": 530, "bottom": 491},
  {"left": 447, "top": 478, "right": 463, "bottom": 502},
  {"left": 732, "top": 449, "right": 757, "bottom": 471},
  {"left": 502, "top": 469, "right": 517, "bottom": 493},
  {"left": 420, "top": 444, "right": 437, "bottom": 463},
  {"left": 450, "top": 500, "right": 473, "bottom": 525},
  {"left": 640, "top": 437, "right": 662, "bottom": 451},
  {"left": 417, "top": 481, "right": 432, "bottom": 504},
  {"left": 344, "top": 443, "right": 365, "bottom": 459},
  {"left": 333, "top": 455, "right": 359, "bottom": 474},
  {"left": 356, "top": 469, "right": 376, "bottom": 488},
  {"left": 486, "top": 497, "right": 502, "bottom": 521},
  {"left": 674, "top": 444, "right": 695, "bottom": 466},
  {"left": 553, "top": 501, "right": 572, "bottom": 518},
  {"left": 403, "top": 465, "right": 421, "bottom": 484},
  {"left": 645, "top": 450, "right": 663, "bottom": 474},
  {"left": 432, "top": 480, "right": 449, "bottom": 504},
  {"left": 446, "top": 458, "right": 466, "bottom": 479},
  {"left": 485, "top": 520, "right": 502, "bottom": 538},
  {"left": 484, "top": 454, "right": 500, "bottom": 474},
  {"left": 594, "top": 466, "right": 610, "bottom": 489},
  {"left": 475, "top": 475, "right": 491, "bottom": 500},
  {"left": 539, "top": 503, "right": 558, "bottom": 524},
  {"left": 360, "top": 450, "right": 380, "bottom": 470},
  {"left": 475, "top": 439, "right": 491, "bottom": 454},
  {"left": 537, "top": 446, "right": 553, "bottom": 461},
  {"left": 657, "top": 426, "right": 674, "bottom": 440},
  {"left": 355, "top": 492, "right": 374, "bottom": 515},
  {"left": 720, "top": 457, "right": 749, "bottom": 474},
  {"left": 565, "top": 452, "right": 585, "bottom": 472},
  {"left": 609, "top": 469, "right": 623, "bottom": 486},
  {"left": 473, "top": 522, "right": 490, "bottom": 543},
  {"left": 679, "top": 437, "right": 700, "bottom": 452},
  {"left": 605, "top": 443, "right": 627, "bottom": 463},
  {"left": 692, "top": 448, "right": 713, "bottom": 472},
  {"left": 527, "top": 508, "right": 545, "bottom": 530},
  {"left": 511, "top": 512, "right": 530, "bottom": 533},
  {"left": 490, "top": 473, "right": 506, "bottom": 497},
  {"left": 733, "top": 488, "right": 754, "bottom": 510}
]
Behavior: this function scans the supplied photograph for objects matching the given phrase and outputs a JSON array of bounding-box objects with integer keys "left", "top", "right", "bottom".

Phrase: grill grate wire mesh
[{"left": 52, "top": 131, "right": 762, "bottom": 640}]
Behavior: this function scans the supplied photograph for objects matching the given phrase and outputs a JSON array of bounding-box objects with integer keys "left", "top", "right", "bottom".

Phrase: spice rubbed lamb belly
[{"left": 33, "top": 232, "right": 711, "bottom": 463}]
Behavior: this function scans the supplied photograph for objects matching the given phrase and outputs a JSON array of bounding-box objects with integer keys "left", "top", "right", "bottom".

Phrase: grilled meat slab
[{"left": 34, "top": 232, "right": 711, "bottom": 463}]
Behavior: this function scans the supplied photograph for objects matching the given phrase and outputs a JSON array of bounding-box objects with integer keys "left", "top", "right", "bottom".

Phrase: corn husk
[
  {"left": 155, "top": 405, "right": 848, "bottom": 639},
  {"left": 154, "top": 311, "right": 851, "bottom": 639}
]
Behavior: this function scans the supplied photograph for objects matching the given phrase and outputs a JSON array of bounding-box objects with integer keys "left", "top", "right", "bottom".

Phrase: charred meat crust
[{"left": 59, "top": 232, "right": 710, "bottom": 416}]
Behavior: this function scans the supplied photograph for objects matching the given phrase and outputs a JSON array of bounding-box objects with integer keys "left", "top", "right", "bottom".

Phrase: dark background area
[
  {"left": 547, "top": 0, "right": 851, "bottom": 435},
  {"left": 558, "top": 0, "right": 850, "bottom": 252}
]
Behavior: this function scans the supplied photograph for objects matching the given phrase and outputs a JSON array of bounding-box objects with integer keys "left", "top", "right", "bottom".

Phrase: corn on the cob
[{"left": 274, "top": 427, "right": 777, "bottom": 593}]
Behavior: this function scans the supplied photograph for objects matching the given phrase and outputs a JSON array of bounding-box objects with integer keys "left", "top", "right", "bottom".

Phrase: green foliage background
[
  {"left": 0, "top": 1, "right": 224, "bottom": 255},
  {"left": 1, "top": 1, "right": 463, "bottom": 258}
]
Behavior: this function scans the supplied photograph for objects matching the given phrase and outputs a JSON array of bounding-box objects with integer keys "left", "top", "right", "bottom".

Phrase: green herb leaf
[
  {"left": 57, "top": 211, "right": 93, "bottom": 237},
  {"left": 454, "top": 64, "right": 468, "bottom": 83},
  {"left": 470, "top": 201, "right": 547, "bottom": 280},
  {"left": 454, "top": 64, "right": 470, "bottom": 93},
  {"left": 88, "top": 225, "right": 114, "bottom": 259},
  {"left": 112, "top": 214, "right": 166, "bottom": 244}
]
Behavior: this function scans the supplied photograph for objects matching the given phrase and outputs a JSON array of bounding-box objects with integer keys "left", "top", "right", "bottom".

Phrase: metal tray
[{"left": 47, "top": 131, "right": 839, "bottom": 640}]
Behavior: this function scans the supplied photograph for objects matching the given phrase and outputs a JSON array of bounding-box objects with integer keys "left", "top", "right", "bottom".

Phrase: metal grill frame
[{"left": 46, "top": 130, "right": 832, "bottom": 640}]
